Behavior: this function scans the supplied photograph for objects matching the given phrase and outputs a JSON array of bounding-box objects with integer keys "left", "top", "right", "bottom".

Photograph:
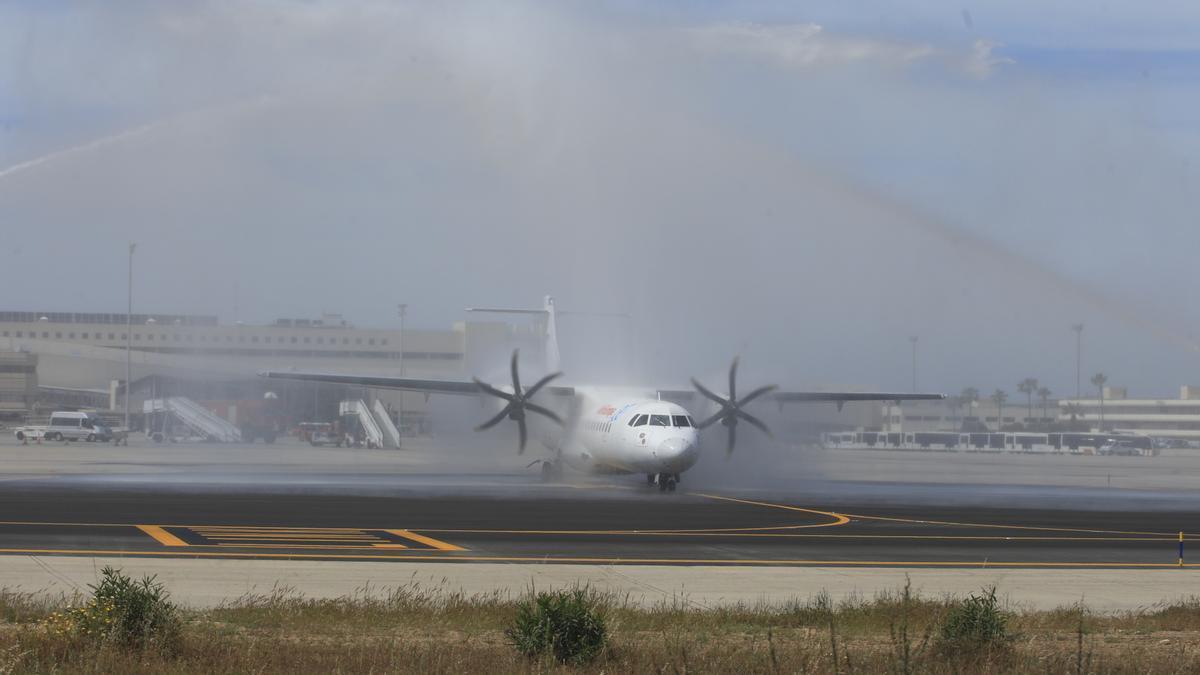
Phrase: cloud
[{"left": 686, "top": 22, "right": 1012, "bottom": 78}]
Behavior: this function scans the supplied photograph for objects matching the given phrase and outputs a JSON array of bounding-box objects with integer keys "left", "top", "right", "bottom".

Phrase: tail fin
[{"left": 465, "top": 295, "right": 561, "bottom": 373}]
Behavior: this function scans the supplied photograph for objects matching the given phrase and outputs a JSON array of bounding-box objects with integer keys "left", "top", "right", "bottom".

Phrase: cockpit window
[
  {"left": 687, "top": 416, "right": 697, "bottom": 427},
  {"left": 632, "top": 414, "right": 648, "bottom": 427},
  {"left": 671, "top": 415, "right": 690, "bottom": 427},
  {"left": 649, "top": 414, "right": 670, "bottom": 427}
]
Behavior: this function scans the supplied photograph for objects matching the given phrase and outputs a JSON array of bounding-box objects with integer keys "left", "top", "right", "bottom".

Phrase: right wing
[
  {"left": 258, "top": 371, "right": 575, "bottom": 397},
  {"left": 657, "top": 388, "right": 945, "bottom": 408}
]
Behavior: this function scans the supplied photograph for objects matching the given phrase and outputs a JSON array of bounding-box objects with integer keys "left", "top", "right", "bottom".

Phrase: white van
[{"left": 45, "top": 412, "right": 112, "bottom": 442}]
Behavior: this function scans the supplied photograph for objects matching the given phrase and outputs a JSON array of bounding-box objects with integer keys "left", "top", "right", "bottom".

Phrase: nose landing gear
[{"left": 649, "top": 472, "right": 678, "bottom": 492}]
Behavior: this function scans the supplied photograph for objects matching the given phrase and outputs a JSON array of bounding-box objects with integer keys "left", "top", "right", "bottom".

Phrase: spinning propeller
[
  {"left": 692, "top": 358, "right": 778, "bottom": 456},
  {"left": 473, "top": 349, "right": 563, "bottom": 453}
]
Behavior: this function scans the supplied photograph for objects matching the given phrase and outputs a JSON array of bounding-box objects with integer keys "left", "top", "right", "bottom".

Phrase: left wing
[{"left": 258, "top": 371, "right": 576, "bottom": 397}]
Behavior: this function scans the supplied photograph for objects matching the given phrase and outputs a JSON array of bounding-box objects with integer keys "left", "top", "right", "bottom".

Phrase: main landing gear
[
  {"left": 648, "top": 472, "right": 678, "bottom": 493},
  {"left": 540, "top": 461, "right": 564, "bottom": 482}
]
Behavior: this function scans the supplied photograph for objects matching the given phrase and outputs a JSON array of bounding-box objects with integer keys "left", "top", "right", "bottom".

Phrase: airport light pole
[
  {"left": 397, "top": 303, "right": 407, "bottom": 446},
  {"left": 1072, "top": 323, "right": 1084, "bottom": 399},
  {"left": 124, "top": 243, "right": 135, "bottom": 442},
  {"left": 909, "top": 336, "right": 918, "bottom": 392}
]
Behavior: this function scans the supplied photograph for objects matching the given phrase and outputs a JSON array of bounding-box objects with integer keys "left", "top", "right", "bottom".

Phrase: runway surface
[{"left": 2, "top": 478, "right": 1198, "bottom": 568}]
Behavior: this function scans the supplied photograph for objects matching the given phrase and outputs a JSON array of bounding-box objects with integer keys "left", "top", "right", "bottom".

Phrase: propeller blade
[
  {"left": 691, "top": 378, "right": 728, "bottom": 406},
  {"left": 510, "top": 349, "right": 522, "bottom": 394},
  {"left": 473, "top": 378, "right": 515, "bottom": 402},
  {"left": 737, "top": 410, "right": 773, "bottom": 438},
  {"left": 726, "top": 423, "right": 736, "bottom": 456},
  {"left": 728, "top": 357, "right": 739, "bottom": 400},
  {"left": 517, "top": 417, "right": 528, "bottom": 454},
  {"left": 475, "top": 405, "right": 513, "bottom": 432},
  {"left": 697, "top": 410, "right": 727, "bottom": 429},
  {"left": 524, "top": 371, "right": 563, "bottom": 399},
  {"left": 525, "top": 402, "right": 565, "bottom": 426},
  {"left": 739, "top": 384, "right": 779, "bottom": 406}
]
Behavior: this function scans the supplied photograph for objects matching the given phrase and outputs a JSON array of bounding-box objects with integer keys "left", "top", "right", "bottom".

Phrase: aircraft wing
[
  {"left": 259, "top": 371, "right": 576, "bottom": 397},
  {"left": 771, "top": 391, "right": 945, "bottom": 403},
  {"left": 657, "top": 389, "right": 945, "bottom": 405}
]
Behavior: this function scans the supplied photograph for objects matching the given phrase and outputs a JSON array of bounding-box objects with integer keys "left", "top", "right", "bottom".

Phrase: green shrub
[
  {"left": 42, "top": 566, "right": 180, "bottom": 652},
  {"left": 507, "top": 587, "right": 608, "bottom": 664},
  {"left": 938, "top": 587, "right": 1011, "bottom": 651}
]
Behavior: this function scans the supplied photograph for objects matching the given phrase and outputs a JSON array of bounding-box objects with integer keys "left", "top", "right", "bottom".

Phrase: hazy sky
[{"left": 2, "top": 2, "right": 1199, "bottom": 396}]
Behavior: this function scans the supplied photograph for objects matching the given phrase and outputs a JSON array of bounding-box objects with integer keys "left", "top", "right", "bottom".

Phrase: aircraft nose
[{"left": 658, "top": 436, "right": 697, "bottom": 466}]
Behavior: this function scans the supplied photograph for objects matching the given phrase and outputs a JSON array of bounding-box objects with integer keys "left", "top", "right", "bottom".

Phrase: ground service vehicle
[{"left": 41, "top": 412, "right": 113, "bottom": 442}]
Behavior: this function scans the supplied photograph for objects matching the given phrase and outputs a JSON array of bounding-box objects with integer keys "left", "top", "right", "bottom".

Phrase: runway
[{"left": 1, "top": 479, "right": 1197, "bottom": 568}]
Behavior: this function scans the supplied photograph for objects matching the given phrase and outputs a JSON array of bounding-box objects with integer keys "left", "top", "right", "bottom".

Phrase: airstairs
[
  {"left": 144, "top": 396, "right": 242, "bottom": 442},
  {"left": 372, "top": 399, "right": 402, "bottom": 448},
  {"left": 339, "top": 399, "right": 385, "bottom": 449}
]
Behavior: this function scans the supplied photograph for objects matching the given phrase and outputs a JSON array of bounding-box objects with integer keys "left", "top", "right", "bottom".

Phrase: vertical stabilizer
[{"left": 465, "top": 295, "right": 562, "bottom": 375}]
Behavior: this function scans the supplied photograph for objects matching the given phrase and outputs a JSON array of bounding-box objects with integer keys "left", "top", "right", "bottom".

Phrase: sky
[{"left": 1, "top": 1, "right": 1199, "bottom": 397}]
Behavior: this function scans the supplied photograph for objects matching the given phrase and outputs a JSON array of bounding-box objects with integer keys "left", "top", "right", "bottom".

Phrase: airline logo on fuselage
[{"left": 598, "top": 403, "right": 637, "bottom": 422}]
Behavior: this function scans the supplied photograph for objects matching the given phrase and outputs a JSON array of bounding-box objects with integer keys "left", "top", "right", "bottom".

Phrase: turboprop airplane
[{"left": 261, "top": 296, "right": 944, "bottom": 492}]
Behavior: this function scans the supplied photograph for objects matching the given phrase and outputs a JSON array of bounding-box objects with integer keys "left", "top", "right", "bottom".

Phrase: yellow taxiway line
[{"left": 0, "top": 546, "right": 1196, "bottom": 568}]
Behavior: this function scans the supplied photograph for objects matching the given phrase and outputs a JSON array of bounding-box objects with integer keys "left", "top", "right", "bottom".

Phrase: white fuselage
[{"left": 557, "top": 390, "right": 701, "bottom": 476}]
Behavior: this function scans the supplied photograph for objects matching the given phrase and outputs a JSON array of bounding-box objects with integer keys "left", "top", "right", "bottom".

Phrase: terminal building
[
  {"left": 1057, "top": 386, "right": 1200, "bottom": 441},
  {"left": 0, "top": 309, "right": 540, "bottom": 431}
]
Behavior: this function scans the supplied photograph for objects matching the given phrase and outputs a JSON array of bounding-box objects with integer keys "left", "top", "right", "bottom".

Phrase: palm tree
[
  {"left": 1063, "top": 402, "right": 1084, "bottom": 430},
  {"left": 1037, "top": 387, "right": 1052, "bottom": 427},
  {"left": 1091, "top": 372, "right": 1108, "bottom": 430},
  {"left": 991, "top": 389, "right": 1008, "bottom": 431},
  {"left": 1018, "top": 378, "right": 1038, "bottom": 424}
]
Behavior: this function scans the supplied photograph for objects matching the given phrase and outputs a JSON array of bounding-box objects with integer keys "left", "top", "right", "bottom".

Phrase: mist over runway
[{"left": 3, "top": 437, "right": 1200, "bottom": 568}]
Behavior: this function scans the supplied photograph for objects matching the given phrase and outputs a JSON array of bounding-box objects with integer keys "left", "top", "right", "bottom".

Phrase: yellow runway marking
[
  {"left": 135, "top": 525, "right": 188, "bottom": 547},
  {"left": 385, "top": 529, "right": 466, "bottom": 551},
  {"left": 128, "top": 525, "right": 466, "bottom": 552}
]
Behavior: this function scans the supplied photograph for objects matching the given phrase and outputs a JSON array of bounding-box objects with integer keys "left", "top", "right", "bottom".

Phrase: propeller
[
  {"left": 691, "top": 357, "right": 778, "bottom": 456},
  {"left": 473, "top": 349, "right": 564, "bottom": 453}
]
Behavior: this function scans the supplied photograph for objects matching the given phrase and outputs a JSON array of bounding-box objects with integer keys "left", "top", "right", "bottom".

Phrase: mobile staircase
[
  {"left": 372, "top": 399, "right": 402, "bottom": 449},
  {"left": 145, "top": 397, "right": 242, "bottom": 442},
  {"left": 339, "top": 399, "right": 385, "bottom": 449}
]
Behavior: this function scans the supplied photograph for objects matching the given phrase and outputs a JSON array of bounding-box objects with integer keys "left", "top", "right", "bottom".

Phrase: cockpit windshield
[
  {"left": 649, "top": 414, "right": 670, "bottom": 427},
  {"left": 671, "top": 415, "right": 691, "bottom": 427},
  {"left": 630, "top": 414, "right": 647, "bottom": 427}
]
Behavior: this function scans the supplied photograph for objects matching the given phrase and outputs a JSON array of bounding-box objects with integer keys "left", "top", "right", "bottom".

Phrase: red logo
[{"left": 596, "top": 406, "right": 616, "bottom": 416}]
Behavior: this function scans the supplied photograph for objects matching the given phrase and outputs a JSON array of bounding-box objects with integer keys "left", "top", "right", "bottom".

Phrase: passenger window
[
  {"left": 650, "top": 415, "right": 669, "bottom": 427},
  {"left": 632, "top": 414, "right": 647, "bottom": 427},
  {"left": 671, "top": 415, "right": 690, "bottom": 427}
]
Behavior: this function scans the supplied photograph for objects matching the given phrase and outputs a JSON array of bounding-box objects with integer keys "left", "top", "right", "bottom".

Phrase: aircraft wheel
[
  {"left": 666, "top": 477, "right": 677, "bottom": 492},
  {"left": 657, "top": 474, "right": 668, "bottom": 492},
  {"left": 646, "top": 474, "right": 655, "bottom": 486},
  {"left": 86, "top": 434, "right": 96, "bottom": 442}
]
